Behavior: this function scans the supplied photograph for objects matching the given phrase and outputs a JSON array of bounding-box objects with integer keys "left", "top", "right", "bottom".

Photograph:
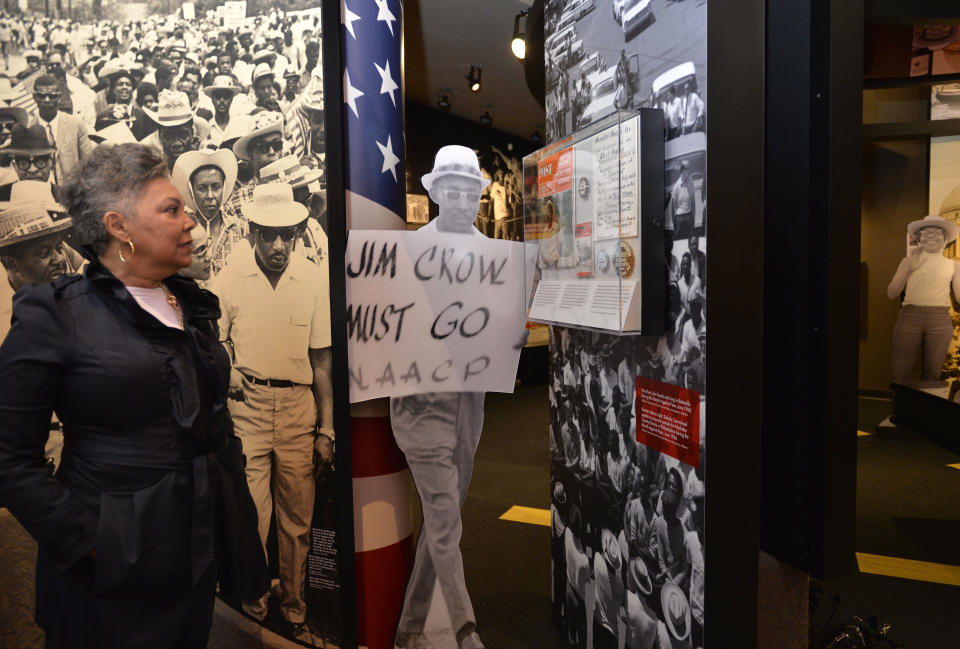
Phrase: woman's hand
[{"left": 906, "top": 247, "right": 925, "bottom": 272}]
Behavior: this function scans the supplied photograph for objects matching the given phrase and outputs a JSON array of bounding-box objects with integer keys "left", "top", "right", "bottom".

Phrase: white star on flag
[
  {"left": 376, "top": 135, "right": 400, "bottom": 181},
  {"left": 374, "top": 59, "right": 399, "bottom": 106},
  {"left": 342, "top": 1, "right": 361, "bottom": 39},
  {"left": 374, "top": 0, "right": 397, "bottom": 36},
  {"left": 344, "top": 69, "right": 364, "bottom": 118}
]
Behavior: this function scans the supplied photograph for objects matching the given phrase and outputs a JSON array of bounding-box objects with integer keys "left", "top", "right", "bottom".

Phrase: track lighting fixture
[
  {"left": 467, "top": 65, "right": 481, "bottom": 93},
  {"left": 531, "top": 128, "right": 542, "bottom": 144},
  {"left": 436, "top": 88, "right": 451, "bottom": 111},
  {"left": 480, "top": 106, "right": 493, "bottom": 125},
  {"left": 511, "top": 10, "right": 528, "bottom": 60}
]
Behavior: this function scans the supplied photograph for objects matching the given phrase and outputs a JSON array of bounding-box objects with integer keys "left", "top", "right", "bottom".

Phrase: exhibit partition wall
[
  {"left": 761, "top": 0, "right": 861, "bottom": 578},
  {"left": 0, "top": 2, "right": 358, "bottom": 647},
  {"left": 541, "top": 0, "right": 764, "bottom": 645}
]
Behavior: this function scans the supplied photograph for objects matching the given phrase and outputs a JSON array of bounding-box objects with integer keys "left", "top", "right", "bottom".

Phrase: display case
[{"left": 522, "top": 109, "right": 665, "bottom": 333}]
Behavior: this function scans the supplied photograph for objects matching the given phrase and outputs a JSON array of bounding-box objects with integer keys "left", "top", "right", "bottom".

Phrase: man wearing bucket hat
[
  {"left": 886, "top": 214, "right": 960, "bottom": 382},
  {"left": 171, "top": 148, "right": 241, "bottom": 279},
  {"left": 250, "top": 62, "right": 280, "bottom": 112},
  {"left": 0, "top": 106, "right": 29, "bottom": 185},
  {"left": 1, "top": 123, "right": 59, "bottom": 188},
  {"left": 212, "top": 182, "right": 333, "bottom": 641},
  {"left": 390, "top": 145, "right": 527, "bottom": 649}
]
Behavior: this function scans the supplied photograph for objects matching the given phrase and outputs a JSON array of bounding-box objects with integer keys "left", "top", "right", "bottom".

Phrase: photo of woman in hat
[
  {"left": 886, "top": 214, "right": 960, "bottom": 382},
  {"left": 171, "top": 148, "right": 240, "bottom": 281}
]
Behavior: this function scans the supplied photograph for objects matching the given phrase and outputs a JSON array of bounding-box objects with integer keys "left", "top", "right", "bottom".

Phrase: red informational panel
[
  {"left": 636, "top": 376, "right": 701, "bottom": 468},
  {"left": 537, "top": 146, "right": 573, "bottom": 197}
]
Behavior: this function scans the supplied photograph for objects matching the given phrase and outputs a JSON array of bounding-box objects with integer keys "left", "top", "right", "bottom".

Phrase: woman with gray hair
[{"left": 0, "top": 142, "right": 266, "bottom": 648}]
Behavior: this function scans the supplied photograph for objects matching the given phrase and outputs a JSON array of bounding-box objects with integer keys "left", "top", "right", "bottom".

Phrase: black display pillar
[
  {"left": 761, "top": 0, "right": 863, "bottom": 578},
  {"left": 703, "top": 0, "right": 766, "bottom": 643}
]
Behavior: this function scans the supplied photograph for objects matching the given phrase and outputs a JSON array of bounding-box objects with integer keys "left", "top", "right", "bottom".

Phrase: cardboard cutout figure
[
  {"left": 390, "top": 146, "right": 526, "bottom": 649},
  {"left": 887, "top": 214, "right": 960, "bottom": 382}
]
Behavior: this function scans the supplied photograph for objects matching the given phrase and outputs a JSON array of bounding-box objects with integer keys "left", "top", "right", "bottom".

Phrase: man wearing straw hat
[
  {"left": 620, "top": 556, "right": 668, "bottom": 649},
  {"left": 220, "top": 111, "right": 284, "bottom": 224},
  {"left": 201, "top": 74, "right": 250, "bottom": 147},
  {"left": 391, "top": 145, "right": 529, "bottom": 649},
  {"left": 257, "top": 154, "right": 325, "bottom": 264},
  {"left": 593, "top": 527, "right": 625, "bottom": 649},
  {"left": 0, "top": 195, "right": 73, "bottom": 341},
  {"left": 212, "top": 182, "right": 333, "bottom": 641},
  {"left": 140, "top": 88, "right": 205, "bottom": 168}
]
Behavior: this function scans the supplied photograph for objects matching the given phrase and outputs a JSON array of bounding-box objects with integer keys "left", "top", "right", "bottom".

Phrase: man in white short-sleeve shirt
[{"left": 212, "top": 182, "right": 333, "bottom": 636}]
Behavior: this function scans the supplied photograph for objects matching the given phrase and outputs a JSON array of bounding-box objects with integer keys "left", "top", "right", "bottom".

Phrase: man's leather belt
[{"left": 241, "top": 372, "right": 304, "bottom": 388}]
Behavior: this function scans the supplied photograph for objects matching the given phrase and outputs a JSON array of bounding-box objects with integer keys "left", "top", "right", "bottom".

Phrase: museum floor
[{"left": 1, "top": 390, "right": 959, "bottom": 648}]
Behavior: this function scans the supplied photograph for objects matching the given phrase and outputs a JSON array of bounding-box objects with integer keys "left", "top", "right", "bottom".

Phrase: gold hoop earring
[{"left": 118, "top": 239, "right": 135, "bottom": 263}]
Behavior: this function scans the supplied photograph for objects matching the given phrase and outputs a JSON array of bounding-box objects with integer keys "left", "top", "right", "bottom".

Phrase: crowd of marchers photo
[
  {"left": 548, "top": 327, "right": 705, "bottom": 649},
  {"left": 0, "top": 6, "right": 337, "bottom": 644}
]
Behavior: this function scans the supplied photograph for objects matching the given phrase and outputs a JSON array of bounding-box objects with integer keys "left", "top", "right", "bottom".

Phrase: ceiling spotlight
[
  {"left": 531, "top": 129, "right": 542, "bottom": 144},
  {"left": 467, "top": 65, "right": 481, "bottom": 93},
  {"left": 436, "top": 88, "right": 451, "bottom": 111},
  {"left": 480, "top": 106, "right": 493, "bottom": 125},
  {"left": 511, "top": 10, "right": 528, "bottom": 60}
]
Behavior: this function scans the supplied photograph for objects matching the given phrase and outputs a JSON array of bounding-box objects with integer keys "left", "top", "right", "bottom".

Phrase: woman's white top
[
  {"left": 126, "top": 286, "right": 182, "bottom": 329},
  {"left": 904, "top": 253, "right": 956, "bottom": 307}
]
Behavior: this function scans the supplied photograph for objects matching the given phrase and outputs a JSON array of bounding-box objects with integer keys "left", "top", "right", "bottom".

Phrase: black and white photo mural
[
  {"left": 0, "top": 3, "right": 348, "bottom": 647},
  {"left": 543, "top": 1, "right": 707, "bottom": 647}
]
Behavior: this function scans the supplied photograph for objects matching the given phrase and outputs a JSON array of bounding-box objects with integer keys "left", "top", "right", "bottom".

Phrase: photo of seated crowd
[
  {"left": 548, "top": 327, "right": 705, "bottom": 649},
  {"left": 0, "top": 4, "right": 340, "bottom": 646}
]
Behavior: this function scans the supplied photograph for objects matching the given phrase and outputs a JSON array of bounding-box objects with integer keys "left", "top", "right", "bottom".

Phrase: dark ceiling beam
[{"left": 866, "top": 0, "right": 960, "bottom": 23}]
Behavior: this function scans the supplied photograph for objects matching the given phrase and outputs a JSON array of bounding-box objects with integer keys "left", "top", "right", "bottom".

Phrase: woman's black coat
[{"left": 0, "top": 259, "right": 268, "bottom": 648}]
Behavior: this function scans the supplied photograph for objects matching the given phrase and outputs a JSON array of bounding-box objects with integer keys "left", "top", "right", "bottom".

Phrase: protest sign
[
  {"left": 223, "top": 1, "right": 247, "bottom": 28},
  {"left": 346, "top": 229, "right": 532, "bottom": 402},
  {"left": 183, "top": 2, "right": 195, "bottom": 20}
]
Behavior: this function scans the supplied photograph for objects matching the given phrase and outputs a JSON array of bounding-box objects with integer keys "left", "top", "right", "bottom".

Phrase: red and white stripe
[{"left": 352, "top": 400, "right": 414, "bottom": 649}]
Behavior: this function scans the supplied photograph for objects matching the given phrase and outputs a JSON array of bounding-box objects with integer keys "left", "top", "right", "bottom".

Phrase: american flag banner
[
  {"left": 8, "top": 82, "right": 37, "bottom": 117},
  {"left": 342, "top": 0, "right": 405, "bottom": 231},
  {"left": 340, "top": 3, "right": 411, "bottom": 649}
]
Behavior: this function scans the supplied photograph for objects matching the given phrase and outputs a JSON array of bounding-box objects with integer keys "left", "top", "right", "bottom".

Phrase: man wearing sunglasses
[
  {"left": 221, "top": 111, "right": 285, "bottom": 225},
  {"left": 29, "top": 75, "right": 93, "bottom": 186},
  {"left": 0, "top": 124, "right": 63, "bottom": 203},
  {"left": 212, "top": 182, "right": 333, "bottom": 641}
]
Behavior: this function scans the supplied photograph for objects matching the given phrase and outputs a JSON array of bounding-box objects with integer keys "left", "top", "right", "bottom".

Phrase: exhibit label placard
[
  {"left": 636, "top": 376, "right": 701, "bottom": 468},
  {"left": 345, "top": 230, "right": 531, "bottom": 402},
  {"left": 592, "top": 116, "right": 639, "bottom": 240}
]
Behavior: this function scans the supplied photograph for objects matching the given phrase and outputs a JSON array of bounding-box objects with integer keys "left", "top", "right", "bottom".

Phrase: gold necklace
[{"left": 161, "top": 285, "right": 184, "bottom": 329}]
